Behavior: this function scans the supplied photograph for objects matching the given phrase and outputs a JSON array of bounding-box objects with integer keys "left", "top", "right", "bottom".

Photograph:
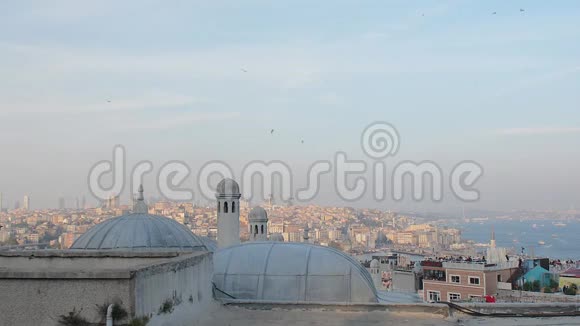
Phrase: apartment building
[{"left": 421, "top": 260, "right": 518, "bottom": 302}]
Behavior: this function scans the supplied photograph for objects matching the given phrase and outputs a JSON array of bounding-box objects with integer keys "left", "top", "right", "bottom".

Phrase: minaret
[
  {"left": 133, "top": 185, "right": 148, "bottom": 213},
  {"left": 303, "top": 224, "right": 310, "bottom": 243},
  {"left": 490, "top": 225, "right": 496, "bottom": 248},
  {"left": 216, "top": 178, "right": 241, "bottom": 248},
  {"left": 248, "top": 206, "right": 268, "bottom": 241},
  {"left": 370, "top": 259, "right": 381, "bottom": 290}
]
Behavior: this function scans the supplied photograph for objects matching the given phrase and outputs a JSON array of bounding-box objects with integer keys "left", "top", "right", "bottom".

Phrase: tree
[{"left": 532, "top": 280, "right": 541, "bottom": 292}]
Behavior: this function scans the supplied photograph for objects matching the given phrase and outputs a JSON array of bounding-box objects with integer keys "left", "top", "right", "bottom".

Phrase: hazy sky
[{"left": 1, "top": 1, "right": 579, "bottom": 213}]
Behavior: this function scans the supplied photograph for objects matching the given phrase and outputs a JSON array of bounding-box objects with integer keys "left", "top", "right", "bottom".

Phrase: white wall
[{"left": 134, "top": 252, "right": 217, "bottom": 326}]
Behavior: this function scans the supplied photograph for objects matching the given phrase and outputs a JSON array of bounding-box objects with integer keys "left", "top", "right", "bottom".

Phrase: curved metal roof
[
  {"left": 70, "top": 213, "right": 211, "bottom": 251},
  {"left": 213, "top": 242, "right": 378, "bottom": 303}
]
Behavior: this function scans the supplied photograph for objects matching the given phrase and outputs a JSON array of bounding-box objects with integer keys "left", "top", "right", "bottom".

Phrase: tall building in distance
[
  {"left": 106, "top": 195, "right": 120, "bottom": 209},
  {"left": 58, "top": 197, "right": 66, "bottom": 210},
  {"left": 23, "top": 195, "right": 30, "bottom": 211}
]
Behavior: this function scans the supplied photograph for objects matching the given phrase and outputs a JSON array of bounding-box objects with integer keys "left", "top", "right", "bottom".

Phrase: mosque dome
[
  {"left": 71, "top": 184, "right": 213, "bottom": 251},
  {"left": 216, "top": 178, "right": 240, "bottom": 196},
  {"left": 370, "top": 259, "right": 380, "bottom": 269},
  {"left": 248, "top": 206, "right": 268, "bottom": 222},
  {"left": 269, "top": 233, "right": 284, "bottom": 242},
  {"left": 70, "top": 213, "right": 213, "bottom": 251},
  {"left": 213, "top": 242, "right": 378, "bottom": 303}
]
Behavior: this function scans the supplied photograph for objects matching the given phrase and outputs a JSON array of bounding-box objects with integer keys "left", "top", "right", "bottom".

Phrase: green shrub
[
  {"left": 532, "top": 280, "right": 541, "bottom": 292},
  {"left": 128, "top": 316, "right": 150, "bottom": 326},
  {"left": 57, "top": 308, "right": 90, "bottom": 326},
  {"left": 564, "top": 284, "right": 578, "bottom": 295},
  {"left": 543, "top": 287, "right": 553, "bottom": 293},
  {"left": 158, "top": 298, "right": 174, "bottom": 315},
  {"left": 549, "top": 279, "right": 559, "bottom": 290}
]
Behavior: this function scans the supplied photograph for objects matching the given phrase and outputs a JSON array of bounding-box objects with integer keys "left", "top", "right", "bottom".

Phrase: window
[
  {"left": 218, "top": 201, "right": 221, "bottom": 213},
  {"left": 448, "top": 293, "right": 461, "bottom": 301},
  {"left": 427, "top": 291, "right": 440, "bottom": 302},
  {"left": 254, "top": 225, "right": 258, "bottom": 235},
  {"left": 497, "top": 274, "right": 502, "bottom": 282},
  {"left": 450, "top": 275, "right": 460, "bottom": 284},
  {"left": 261, "top": 225, "right": 264, "bottom": 234},
  {"left": 424, "top": 269, "right": 446, "bottom": 281},
  {"left": 232, "top": 201, "right": 236, "bottom": 213},
  {"left": 469, "top": 276, "right": 480, "bottom": 285},
  {"left": 224, "top": 202, "right": 228, "bottom": 213}
]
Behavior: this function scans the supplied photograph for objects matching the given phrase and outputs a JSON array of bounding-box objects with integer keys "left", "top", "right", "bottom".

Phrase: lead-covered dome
[
  {"left": 213, "top": 242, "right": 378, "bottom": 303},
  {"left": 216, "top": 178, "right": 240, "bottom": 196},
  {"left": 71, "top": 213, "right": 212, "bottom": 251},
  {"left": 248, "top": 206, "right": 268, "bottom": 222}
]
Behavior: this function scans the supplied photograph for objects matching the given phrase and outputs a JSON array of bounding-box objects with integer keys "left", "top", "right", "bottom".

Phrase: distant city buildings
[{"left": 23, "top": 195, "right": 30, "bottom": 211}]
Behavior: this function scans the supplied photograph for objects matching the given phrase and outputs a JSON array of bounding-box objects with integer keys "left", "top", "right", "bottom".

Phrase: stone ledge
[
  {"left": 221, "top": 301, "right": 450, "bottom": 317},
  {"left": 0, "top": 269, "right": 133, "bottom": 279}
]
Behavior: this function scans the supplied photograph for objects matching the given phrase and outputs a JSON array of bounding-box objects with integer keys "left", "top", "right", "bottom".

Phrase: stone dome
[
  {"left": 213, "top": 242, "right": 378, "bottom": 303},
  {"left": 248, "top": 206, "right": 268, "bottom": 222},
  {"left": 370, "top": 259, "right": 380, "bottom": 268},
  {"left": 216, "top": 178, "right": 240, "bottom": 196},
  {"left": 269, "top": 233, "right": 284, "bottom": 242},
  {"left": 71, "top": 213, "right": 212, "bottom": 251}
]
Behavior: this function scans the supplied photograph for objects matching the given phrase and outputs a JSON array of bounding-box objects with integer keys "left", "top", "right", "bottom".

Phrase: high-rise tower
[
  {"left": 216, "top": 178, "right": 241, "bottom": 248},
  {"left": 23, "top": 195, "right": 30, "bottom": 211}
]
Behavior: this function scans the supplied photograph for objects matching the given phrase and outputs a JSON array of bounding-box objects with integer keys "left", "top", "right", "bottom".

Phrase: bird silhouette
[
  {"left": 270, "top": 129, "right": 274, "bottom": 134},
  {"left": 301, "top": 140, "right": 304, "bottom": 144},
  {"left": 492, "top": 12, "right": 497, "bottom": 15},
  {"left": 520, "top": 8, "right": 525, "bottom": 12},
  {"left": 241, "top": 68, "right": 248, "bottom": 73}
]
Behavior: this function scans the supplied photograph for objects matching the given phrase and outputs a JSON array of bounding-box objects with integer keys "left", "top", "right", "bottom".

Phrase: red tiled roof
[{"left": 560, "top": 268, "right": 580, "bottom": 278}]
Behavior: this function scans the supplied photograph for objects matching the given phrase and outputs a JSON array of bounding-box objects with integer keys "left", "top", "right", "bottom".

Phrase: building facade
[{"left": 422, "top": 260, "right": 518, "bottom": 302}]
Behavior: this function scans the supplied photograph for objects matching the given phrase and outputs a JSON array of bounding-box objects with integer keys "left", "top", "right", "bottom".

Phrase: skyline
[{"left": 1, "top": 1, "right": 579, "bottom": 211}]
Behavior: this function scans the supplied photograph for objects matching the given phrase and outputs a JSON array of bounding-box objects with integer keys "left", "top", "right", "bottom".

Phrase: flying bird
[
  {"left": 241, "top": 68, "right": 248, "bottom": 73},
  {"left": 107, "top": 100, "right": 111, "bottom": 103},
  {"left": 492, "top": 12, "right": 497, "bottom": 15},
  {"left": 301, "top": 140, "right": 304, "bottom": 144},
  {"left": 520, "top": 8, "right": 525, "bottom": 12},
  {"left": 270, "top": 129, "right": 275, "bottom": 134}
]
